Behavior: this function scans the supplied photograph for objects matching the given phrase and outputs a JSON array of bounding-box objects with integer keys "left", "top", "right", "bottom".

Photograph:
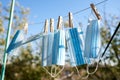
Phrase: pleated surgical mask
[
  {"left": 41, "top": 30, "right": 66, "bottom": 66},
  {"left": 84, "top": 20, "right": 101, "bottom": 58},
  {"left": 66, "top": 28, "right": 86, "bottom": 66}
]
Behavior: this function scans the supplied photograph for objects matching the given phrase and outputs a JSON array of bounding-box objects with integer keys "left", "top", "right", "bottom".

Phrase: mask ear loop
[
  {"left": 51, "top": 65, "right": 55, "bottom": 76},
  {"left": 74, "top": 61, "right": 90, "bottom": 80},
  {"left": 87, "top": 47, "right": 103, "bottom": 74},
  {"left": 86, "top": 61, "right": 99, "bottom": 74},
  {"left": 42, "top": 65, "right": 65, "bottom": 78},
  {"left": 53, "top": 66, "right": 65, "bottom": 77},
  {"left": 81, "top": 47, "right": 102, "bottom": 79},
  {"left": 51, "top": 65, "right": 58, "bottom": 77},
  {"left": 74, "top": 66, "right": 81, "bottom": 77},
  {"left": 88, "top": 9, "right": 95, "bottom": 21},
  {"left": 80, "top": 59, "right": 99, "bottom": 80},
  {"left": 81, "top": 74, "right": 90, "bottom": 80},
  {"left": 80, "top": 59, "right": 90, "bottom": 80}
]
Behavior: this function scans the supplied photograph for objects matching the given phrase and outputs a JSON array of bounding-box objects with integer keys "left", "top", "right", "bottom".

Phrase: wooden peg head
[
  {"left": 57, "top": 16, "right": 63, "bottom": 30},
  {"left": 44, "top": 19, "right": 48, "bottom": 33},
  {"left": 69, "top": 12, "right": 73, "bottom": 28},
  {"left": 90, "top": 3, "right": 102, "bottom": 20},
  {"left": 50, "top": 18, "right": 54, "bottom": 32}
]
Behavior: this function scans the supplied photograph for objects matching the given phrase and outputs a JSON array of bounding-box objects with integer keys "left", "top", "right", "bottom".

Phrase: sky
[{"left": 1, "top": 0, "right": 120, "bottom": 36}]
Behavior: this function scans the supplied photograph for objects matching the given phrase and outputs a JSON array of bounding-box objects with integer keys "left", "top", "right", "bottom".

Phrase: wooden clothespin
[
  {"left": 44, "top": 19, "right": 48, "bottom": 33},
  {"left": 57, "top": 16, "right": 63, "bottom": 30},
  {"left": 50, "top": 18, "right": 54, "bottom": 32},
  {"left": 90, "top": 3, "right": 102, "bottom": 20},
  {"left": 68, "top": 12, "right": 73, "bottom": 28}
]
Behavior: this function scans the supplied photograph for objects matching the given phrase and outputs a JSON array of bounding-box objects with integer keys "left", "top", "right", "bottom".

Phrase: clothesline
[{"left": 28, "top": 0, "right": 108, "bottom": 25}]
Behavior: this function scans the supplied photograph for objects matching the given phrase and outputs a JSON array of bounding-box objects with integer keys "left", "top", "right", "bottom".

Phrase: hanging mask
[
  {"left": 84, "top": 20, "right": 101, "bottom": 58},
  {"left": 66, "top": 28, "right": 86, "bottom": 66},
  {"left": 42, "top": 30, "right": 66, "bottom": 66}
]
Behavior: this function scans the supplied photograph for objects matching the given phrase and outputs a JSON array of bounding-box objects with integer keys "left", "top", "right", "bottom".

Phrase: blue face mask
[
  {"left": 42, "top": 30, "right": 66, "bottom": 66},
  {"left": 66, "top": 28, "right": 86, "bottom": 66},
  {"left": 84, "top": 20, "right": 101, "bottom": 58}
]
